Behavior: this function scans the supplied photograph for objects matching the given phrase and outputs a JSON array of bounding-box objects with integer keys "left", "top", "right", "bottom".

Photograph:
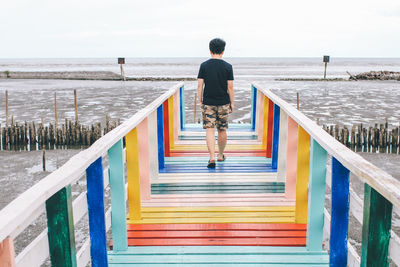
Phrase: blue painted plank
[
  {"left": 329, "top": 157, "right": 350, "bottom": 267},
  {"left": 251, "top": 85, "right": 257, "bottom": 131},
  {"left": 306, "top": 139, "right": 327, "bottom": 251},
  {"left": 156, "top": 105, "right": 165, "bottom": 169},
  {"left": 180, "top": 85, "right": 185, "bottom": 130},
  {"left": 86, "top": 157, "right": 108, "bottom": 267},
  {"left": 271, "top": 104, "right": 280, "bottom": 169},
  {"left": 108, "top": 140, "right": 128, "bottom": 251}
]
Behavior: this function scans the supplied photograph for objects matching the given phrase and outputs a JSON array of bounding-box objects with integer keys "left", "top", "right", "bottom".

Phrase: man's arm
[
  {"left": 197, "top": 78, "right": 204, "bottom": 106},
  {"left": 227, "top": 80, "right": 234, "bottom": 113}
]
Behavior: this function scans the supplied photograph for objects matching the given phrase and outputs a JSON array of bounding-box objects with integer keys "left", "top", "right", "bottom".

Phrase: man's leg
[
  {"left": 217, "top": 129, "right": 227, "bottom": 160},
  {"left": 206, "top": 127, "right": 216, "bottom": 161}
]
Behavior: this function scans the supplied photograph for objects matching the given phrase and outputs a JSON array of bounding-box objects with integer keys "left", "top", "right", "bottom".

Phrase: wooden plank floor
[
  {"left": 108, "top": 246, "right": 329, "bottom": 266},
  {"left": 122, "top": 223, "right": 306, "bottom": 246},
  {"left": 108, "top": 134, "right": 330, "bottom": 265}
]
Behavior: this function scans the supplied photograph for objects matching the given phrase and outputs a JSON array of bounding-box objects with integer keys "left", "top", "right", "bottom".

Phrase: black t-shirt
[{"left": 197, "top": 58, "right": 234, "bottom": 105}]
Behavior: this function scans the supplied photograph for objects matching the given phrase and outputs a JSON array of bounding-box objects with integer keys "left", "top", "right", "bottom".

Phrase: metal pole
[
  {"left": 120, "top": 64, "right": 126, "bottom": 81},
  {"left": 324, "top": 62, "right": 327, "bottom": 79}
]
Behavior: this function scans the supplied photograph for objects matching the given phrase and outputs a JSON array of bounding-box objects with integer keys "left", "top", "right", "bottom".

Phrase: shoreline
[{"left": 0, "top": 71, "right": 197, "bottom": 81}]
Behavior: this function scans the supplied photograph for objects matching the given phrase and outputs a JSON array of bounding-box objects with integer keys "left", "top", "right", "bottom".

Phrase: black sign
[
  {"left": 323, "top": 56, "right": 330, "bottom": 63},
  {"left": 118, "top": 58, "right": 125, "bottom": 64}
]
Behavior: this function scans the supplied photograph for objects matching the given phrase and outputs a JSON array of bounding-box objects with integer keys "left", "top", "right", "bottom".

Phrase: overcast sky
[{"left": 1, "top": 0, "right": 400, "bottom": 58}]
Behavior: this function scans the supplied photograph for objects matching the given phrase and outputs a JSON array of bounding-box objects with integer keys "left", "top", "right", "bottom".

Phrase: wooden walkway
[{"left": 1, "top": 83, "right": 400, "bottom": 266}]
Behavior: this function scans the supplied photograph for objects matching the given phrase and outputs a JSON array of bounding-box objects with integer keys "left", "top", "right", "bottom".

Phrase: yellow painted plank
[
  {"left": 141, "top": 206, "right": 295, "bottom": 212},
  {"left": 295, "top": 126, "right": 311, "bottom": 223},
  {"left": 138, "top": 211, "right": 294, "bottom": 219},
  {"left": 126, "top": 128, "right": 142, "bottom": 220},
  {"left": 168, "top": 96, "right": 175, "bottom": 149},
  {"left": 128, "top": 217, "right": 295, "bottom": 224},
  {"left": 262, "top": 95, "right": 269, "bottom": 148}
]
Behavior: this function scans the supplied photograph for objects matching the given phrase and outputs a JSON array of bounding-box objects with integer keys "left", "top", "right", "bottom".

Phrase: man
[{"left": 197, "top": 38, "right": 234, "bottom": 168}]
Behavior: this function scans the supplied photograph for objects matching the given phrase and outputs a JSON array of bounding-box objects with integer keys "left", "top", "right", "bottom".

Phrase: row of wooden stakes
[
  {"left": 0, "top": 115, "right": 120, "bottom": 151},
  {"left": 322, "top": 122, "right": 400, "bottom": 154}
]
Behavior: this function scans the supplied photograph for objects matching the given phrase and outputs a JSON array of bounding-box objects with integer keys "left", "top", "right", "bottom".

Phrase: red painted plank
[
  {"left": 266, "top": 99, "right": 274, "bottom": 158},
  {"left": 163, "top": 100, "right": 170, "bottom": 157},
  {"left": 127, "top": 230, "right": 306, "bottom": 238},
  {"left": 127, "top": 223, "right": 306, "bottom": 231},
  {"left": 126, "top": 237, "right": 306, "bottom": 246}
]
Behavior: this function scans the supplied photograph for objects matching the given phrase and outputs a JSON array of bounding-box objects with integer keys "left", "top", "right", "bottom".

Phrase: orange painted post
[
  {"left": 285, "top": 117, "right": 298, "bottom": 199},
  {"left": 0, "top": 238, "right": 16, "bottom": 267},
  {"left": 266, "top": 99, "right": 274, "bottom": 158},
  {"left": 295, "top": 126, "right": 311, "bottom": 223},
  {"left": 137, "top": 118, "right": 151, "bottom": 201}
]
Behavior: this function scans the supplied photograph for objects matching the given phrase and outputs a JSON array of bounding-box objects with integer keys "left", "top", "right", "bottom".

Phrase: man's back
[{"left": 198, "top": 58, "right": 233, "bottom": 106}]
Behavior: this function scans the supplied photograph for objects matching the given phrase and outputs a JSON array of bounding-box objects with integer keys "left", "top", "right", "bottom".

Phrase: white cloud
[{"left": 0, "top": 0, "right": 399, "bottom": 57}]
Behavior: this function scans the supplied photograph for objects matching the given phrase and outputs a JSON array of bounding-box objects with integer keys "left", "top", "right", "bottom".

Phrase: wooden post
[
  {"left": 329, "top": 157, "right": 350, "bottom": 266},
  {"left": 126, "top": 128, "right": 142, "bottom": 221},
  {"left": 108, "top": 140, "right": 128, "bottom": 251},
  {"left": 45, "top": 185, "right": 77, "bottom": 267},
  {"left": 74, "top": 90, "right": 78, "bottom": 124},
  {"left": 42, "top": 146, "right": 46, "bottom": 171},
  {"left": 296, "top": 92, "right": 299, "bottom": 110},
  {"left": 54, "top": 92, "right": 58, "bottom": 127},
  {"left": 86, "top": 157, "right": 109, "bottom": 266},
  {"left": 271, "top": 104, "right": 280, "bottom": 169},
  {"left": 157, "top": 105, "right": 165, "bottom": 170},
  {"left": 277, "top": 110, "right": 288, "bottom": 182},
  {"left": 5, "top": 90, "right": 8, "bottom": 127},
  {"left": 361, "top": 184, "right": 392, "bottom": 267},
  {"left": 137, "top": 118, "right": 151, "bottom": 201},
  {"left": 285, "top": 117, "right": 298, "bottom": 199},
  {"left": 306, "top": 139, "right": 327, "bottom": 251},
  {"left": 0, "top": 237, "right": 16, "bottom": 267},
  {"left": 295, "top": 126, "right": 310, "bottom": 223},
  {"left": 266, "top": 99, "right": 274, "bottom": 158}
]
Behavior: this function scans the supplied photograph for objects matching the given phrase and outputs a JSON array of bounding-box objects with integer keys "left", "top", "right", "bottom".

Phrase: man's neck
[{"left": 211, "top": 54, "right": 223, "bottom": 59}]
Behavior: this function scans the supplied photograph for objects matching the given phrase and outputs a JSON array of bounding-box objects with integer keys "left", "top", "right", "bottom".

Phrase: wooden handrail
[
  {"left": 253, "top": 83, "right": 400, "bottom": 209},
  {"left": 0, "top": 82, "right": 183, "bottom": 242}
]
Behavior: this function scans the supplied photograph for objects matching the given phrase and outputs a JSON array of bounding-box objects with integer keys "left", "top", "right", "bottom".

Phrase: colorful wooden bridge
[{"left": 1, "top": 83, "right": 400, "bottom": 266}]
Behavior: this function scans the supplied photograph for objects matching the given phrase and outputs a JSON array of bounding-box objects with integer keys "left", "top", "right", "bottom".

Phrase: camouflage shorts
[{"left": 201, "top": 104, "right": 230, "bottom": 130}]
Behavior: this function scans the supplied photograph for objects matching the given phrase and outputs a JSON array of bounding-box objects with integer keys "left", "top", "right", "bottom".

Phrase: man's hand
[{"left": 229, "top": 103, "right": 234, "bottom": 113}]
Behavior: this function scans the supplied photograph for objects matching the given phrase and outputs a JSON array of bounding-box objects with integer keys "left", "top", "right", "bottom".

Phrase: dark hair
[{"left": 209, "top": 38, "right": 226, "bottom": 54}]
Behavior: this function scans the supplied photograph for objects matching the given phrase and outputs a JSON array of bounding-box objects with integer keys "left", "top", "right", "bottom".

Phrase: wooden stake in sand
[
  {"left": 5, "top": 90, "right": 9, "bottom": 127},
  {"left": 42, "top": 145, "right": 46, "bottom": 171},
  {"left": 74, "top": 89, "right": 78, "bottom": 124},
  {"left": 54, "top": 92, "right": 58, "bottom": 127},
  {"left": 296, "top": 92, "right": 299, "bottom": 110}
]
